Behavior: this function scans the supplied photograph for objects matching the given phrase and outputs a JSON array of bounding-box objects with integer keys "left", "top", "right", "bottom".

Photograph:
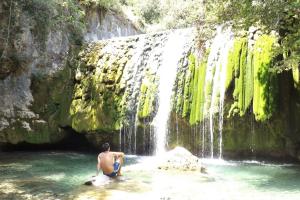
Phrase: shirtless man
[{"left": 97, "top": 143, "right": 125, "bottom": 178}]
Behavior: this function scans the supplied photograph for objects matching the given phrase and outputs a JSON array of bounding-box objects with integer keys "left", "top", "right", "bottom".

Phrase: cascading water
[
  {"left": 202, "top": 26, "right": 233, "bottom": 158},
  {"left": 118, "top": 35, "right": 147, "bottom": 154},
  {"left": 70, "top": 20, "right": 289, "bottom": 162},
  {"left": 119, "top": 33, "right": 167, "bottom": 154},
  {"left": 117, "top": 27, "right": 231, "bottom": 156},
  {"left": 74, "top": 26, "right": 232, "bottom": 156},
  {"left": 153, "top": 28, "right": 195, "bottom": 155},
  {"left": 217, "top": 30, "right": 233, "bottom": 158}
]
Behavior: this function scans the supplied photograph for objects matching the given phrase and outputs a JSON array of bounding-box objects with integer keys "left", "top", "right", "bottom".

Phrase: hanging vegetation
[
  {"left": 227, "top": 37, "right": 253, "bottom": 117},
  {"left": 253, "top": 34, "right": 278, "bottom": 121}
]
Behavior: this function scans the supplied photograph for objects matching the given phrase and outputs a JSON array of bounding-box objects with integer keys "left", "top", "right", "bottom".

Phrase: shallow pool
[{"left": 0, "top": 152, "right": 300, "bottom": 200}]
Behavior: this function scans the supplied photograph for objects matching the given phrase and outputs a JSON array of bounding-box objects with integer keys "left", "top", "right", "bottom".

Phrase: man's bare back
[
  {"left": 98, "top": 152, "right": 117, "bottom": 174},
  {"left": 97, "top": 143, "right": 124, "bottom": 177}
]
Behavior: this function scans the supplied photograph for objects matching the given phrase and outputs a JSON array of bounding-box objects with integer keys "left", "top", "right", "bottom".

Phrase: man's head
[{"left": 102, "top": 142, "right": 110, "bottom": 152}]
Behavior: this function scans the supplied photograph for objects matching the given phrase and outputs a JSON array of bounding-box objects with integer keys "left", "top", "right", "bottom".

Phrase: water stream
[
  {"left": 204, "top": 26, "right": 234, "bottom": 158},
  {"left": 153, "top": 28, "right": 194, "bottom": 154}
]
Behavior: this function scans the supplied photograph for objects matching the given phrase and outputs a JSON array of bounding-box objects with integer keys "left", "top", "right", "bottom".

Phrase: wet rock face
[
  {"left": 71, "top": 29, "right": 195, "bottom": 153},
  {"left": 84, "top": 8, "right": 140, "bottom": 42},
  {"left": 0, "top": 0, "right": 70, "bottom": 145},
  {"left": 70, "top": 32, "right": 168, "bottom": 133},
  {"left": 0, "top": 0, "right": 140, "bottom": 147}
]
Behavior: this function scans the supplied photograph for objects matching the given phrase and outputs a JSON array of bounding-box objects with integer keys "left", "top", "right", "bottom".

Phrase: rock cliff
[{"left": 0, "top": 0, "right": 140, "bottom": 149}]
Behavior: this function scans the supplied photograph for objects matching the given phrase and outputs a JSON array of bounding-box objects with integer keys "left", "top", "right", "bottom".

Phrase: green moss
[
  {"left": 227, "top": 35, "right": 279, "bottom": 121},
  {"left": 137, "top": 70, "right": 157, "bottom": 119},
  {"left": 195, "top": 60, "right": 207, "bottom": 122},
  {"left": 228, "top": 37, "right": 253, "bottom": 117},
  {"left": 174, "top": 73, "right": 185, "bottom": 114},
  {"left": 173, "top": 52, "right": 208, "bottom": 125},
  {"left": 237, "top": 38, "right": 249, "bottom": 115},
  {"left": 87, "top": 47, "right": 103, "bottom": 67},
  {"left": 189, "top": 54, "right": 207, "bottom": 125},
  {"left": 30, "top": 59, "right": 75, "bottom": 137},
  {"left": 182, "top": 57, "right": 194, "bottom": 118},
  {"left": 70, "top": 86, "right": 122, "bottom": 132},
  {"left": 226, "top": 39, "right": 244, "bottom": 89},
  {"left": 292, "top": 64, "right": 300, "bottom": 89},
  {"left": 201, "top": 80, "right": 212, "bottom": 122},
  {"left": 253, "top": 34, "right": 278, "bottom": 121},
  {"left": 244, "top": 50, "right": 254, "bottom": 113},
  {"left": 189, "top": 54, "right": 197, "bottom": 124},
  {"left": 222, "top": 113, "right": 286, "bottom": 157},
  {"left": 25, "top": 126, "right": 53, "bottom": 144},
  {"left": 2, "top": 119, "right": 67, "bottom": 145},
  {"left": 51, "top": 67, "right": 74, "bottom": 126},
  {"left": 142, "top": 94, "right": 151, "bottom": 117},
  {"left": 70, "top": 43, "right": 129, "bottom": 132}
]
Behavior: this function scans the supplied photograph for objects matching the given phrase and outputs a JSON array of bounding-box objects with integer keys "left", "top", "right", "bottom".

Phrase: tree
[{"left": 203, "top": 0, "right": 300, "bottom": 72}]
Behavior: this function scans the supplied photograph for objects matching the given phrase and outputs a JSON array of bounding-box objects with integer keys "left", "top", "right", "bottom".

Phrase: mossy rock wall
[
  {"left": 70, "top": 36, "right": 149, "bottom": 134},
  {"left": 70, "top": 41, "right": 132, "bottom": 132},
  {"left": 0, "top": 0, "right": 141, "bottom": 149},
  {"left": 221, "top": 69, "right": 300, "bottom": 160},
  {"left": 70, "top": 29, "right": 196, "bottom": 153},
  {"left": 221, "top": 33, "right": 295, "bottom": 159},
  {"left": 168, "top": 30, "right": 300, "bottom": 160},
  {"left": 0, "top": 0, "right": 78, "bottom": 147}
]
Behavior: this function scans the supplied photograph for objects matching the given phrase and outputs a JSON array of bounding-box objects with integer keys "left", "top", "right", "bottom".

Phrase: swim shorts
[{"left": 104, "top": 162, "right": 120, "bottom": 177}]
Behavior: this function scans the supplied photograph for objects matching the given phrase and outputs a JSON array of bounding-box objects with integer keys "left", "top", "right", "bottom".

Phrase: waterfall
[
  {"left": 153, "top": 28, "right": 195, "bottom": 155},
  {"left": 74, "top": 26, "right": 233, "bottom": 156},
  {"left": 117, "top": 27, "right": 231, "bottom": 156},
  {"left": 118, "top": 31, "right": 170, "bottom": 154},
  {"left": 204, "top": 26, "right": 233, "bottom": 158}
]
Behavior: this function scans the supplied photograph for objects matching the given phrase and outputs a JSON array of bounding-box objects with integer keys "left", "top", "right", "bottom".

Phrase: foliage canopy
[{"left": 203, "top": 0, "right": 300, "bottom": 72}]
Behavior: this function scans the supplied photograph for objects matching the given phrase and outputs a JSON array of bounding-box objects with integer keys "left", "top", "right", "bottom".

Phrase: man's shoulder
[
  {"left": 98, "top": 152, "right": 104, "bottom": 157},
  {"left": 98, "top": 152, "right": 111, "bottom": 157}
]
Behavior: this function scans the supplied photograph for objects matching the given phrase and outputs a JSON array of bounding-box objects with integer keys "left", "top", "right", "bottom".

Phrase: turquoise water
[{"left": 0, "top": 152, "right": 300, "bottom": 200}]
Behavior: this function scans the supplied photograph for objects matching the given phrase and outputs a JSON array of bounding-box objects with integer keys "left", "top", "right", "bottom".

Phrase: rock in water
[
  {"left": 157, "top": 147, "right": 205, "bottom": 172},
  {"left": 84, "top": 175, "right": 112, "bottom": 186}
]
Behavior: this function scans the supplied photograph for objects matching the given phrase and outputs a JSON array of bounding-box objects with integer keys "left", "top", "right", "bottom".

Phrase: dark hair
[{"left": 102, "top": 142, "right": 110, "bottom": 151}]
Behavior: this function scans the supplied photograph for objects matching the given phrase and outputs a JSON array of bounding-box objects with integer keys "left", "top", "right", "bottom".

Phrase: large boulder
[{"left": 157, "top": 147, "right": 205, "bottom": 172}]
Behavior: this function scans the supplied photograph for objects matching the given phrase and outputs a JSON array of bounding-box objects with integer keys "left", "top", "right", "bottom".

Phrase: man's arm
[
  {"left": 111, "top": 151, "right": 125, "bottom": 158},
  {"left": 96, "top": 153, "right": 101, "bottom": 176}
]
